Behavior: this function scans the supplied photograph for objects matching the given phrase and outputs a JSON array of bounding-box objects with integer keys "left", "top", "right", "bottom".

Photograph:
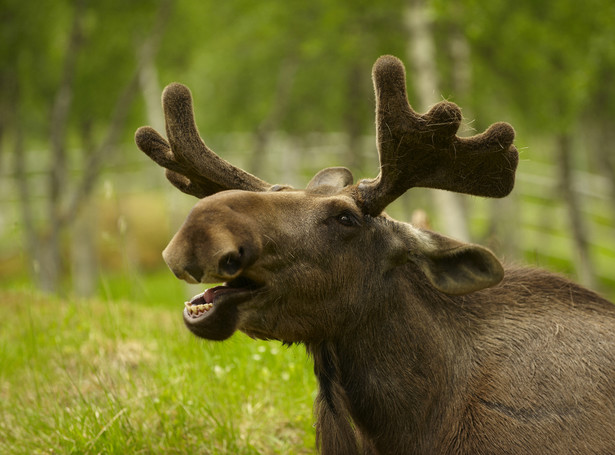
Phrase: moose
[{"left": 135, "top": 55, "right": 615, "bottom": 454}]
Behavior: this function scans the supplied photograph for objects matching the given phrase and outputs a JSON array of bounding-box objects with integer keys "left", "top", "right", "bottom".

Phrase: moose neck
[{"left": 307, "top": 267, "right": 477, "bottom": 452}]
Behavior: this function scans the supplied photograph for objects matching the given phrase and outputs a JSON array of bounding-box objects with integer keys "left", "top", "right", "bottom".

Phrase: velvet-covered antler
[
  {"left": 135, "top": 83, "right": 272, "bottom": 198},
  {"left": 357, "top": 55, "right": 518, "bottom": 216},
  {"left": 136, "top": 56, "right": 518, "bottom": 213}
]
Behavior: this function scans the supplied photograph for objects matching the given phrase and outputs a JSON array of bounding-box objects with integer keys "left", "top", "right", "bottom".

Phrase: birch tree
[
  {"left": 7, "top": 0, "right": 171, "bottom": 294},
  {"left": 404, "top": 0, "right": 470, "bottom": 242}
]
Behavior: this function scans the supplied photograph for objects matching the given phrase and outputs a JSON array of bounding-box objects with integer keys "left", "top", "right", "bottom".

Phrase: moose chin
[{"left": 136, "top": 55, "right": 615, "bottom": 455}]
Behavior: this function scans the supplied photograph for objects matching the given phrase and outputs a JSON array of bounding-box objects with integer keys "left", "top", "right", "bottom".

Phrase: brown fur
[{"left": 309, "top": 266, "right": 615, "bottom": 454}]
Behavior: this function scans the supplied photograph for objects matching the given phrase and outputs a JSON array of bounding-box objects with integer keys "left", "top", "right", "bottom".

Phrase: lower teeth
[{"left": 184, "top": 302, "right": 213, "bottom": 316}]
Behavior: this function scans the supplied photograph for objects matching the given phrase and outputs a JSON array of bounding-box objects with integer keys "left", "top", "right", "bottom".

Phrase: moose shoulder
[{"left": 136, "top": 55, "right": 615, "bottom": 454}]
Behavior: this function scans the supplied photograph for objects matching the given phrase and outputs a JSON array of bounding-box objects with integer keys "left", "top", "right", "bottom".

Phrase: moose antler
[
  {"left": 135, "top": 83, "right": 272, "bottom": 198},
  {"left": 357, "top": 55, "right": 518, "bottom": 216},
  {"left": 136, "top": 56, "right": 518, "bottom": 212}
]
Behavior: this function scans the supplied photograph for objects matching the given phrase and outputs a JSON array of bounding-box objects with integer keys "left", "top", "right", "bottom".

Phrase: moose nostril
[
  {"left": 185, "top": 264, "right": 204, "bottom": 283},
  {"left": 218, "top": 248, "right": 244, "bottom": 277}
]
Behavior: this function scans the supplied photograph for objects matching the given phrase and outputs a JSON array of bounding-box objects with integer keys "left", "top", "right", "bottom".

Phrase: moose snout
[
  {"left": 162, "top": 242, "right": 201, "bottom": 283},
  {"left": 162, "top": 246, "right": 248, "bottom": 283},
  {"left": 162, "top": 226, "right": 258, "bottom": 284},
  {"left": 161, "top": 196, "right": 264, "bottom": 283}
]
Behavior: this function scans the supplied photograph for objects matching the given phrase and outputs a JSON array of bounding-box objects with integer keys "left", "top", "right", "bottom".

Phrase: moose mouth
[{"left": 182, "top": 276, "right": 262, "bottom": 340}]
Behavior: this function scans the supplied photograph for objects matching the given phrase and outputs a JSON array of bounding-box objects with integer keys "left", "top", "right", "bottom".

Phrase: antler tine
[
  {"left": 357, "top": 55, "right": 519, "bottom": 216},
  {"left": 135, "top": 83, "right": 272, "bottom": 198}
]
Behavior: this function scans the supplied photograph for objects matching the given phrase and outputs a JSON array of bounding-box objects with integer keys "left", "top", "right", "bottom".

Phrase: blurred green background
[
  {"left": 2, "top": 0, "right": 615, "bottom": 300},
  {"left": 2, "top": 0, "right": 615, "bottom": 453}
]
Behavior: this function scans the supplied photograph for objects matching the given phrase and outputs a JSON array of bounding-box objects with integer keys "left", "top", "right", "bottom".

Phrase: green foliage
[
  {"left": 462, "top": 0, "right": 615, "bottom": 133},
  {"left": 1, "top": 0, "right": 615, "bottom": 389},
  {"left": 3, "top": 0, "right": 614, "bottom": 151},
  {"left": 158, "top": 0, "right": 407, "bottom": 134}
]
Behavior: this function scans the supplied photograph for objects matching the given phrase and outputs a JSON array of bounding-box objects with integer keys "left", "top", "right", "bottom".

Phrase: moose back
[{"left": 136, "top": 55, "right": 615, "bottom": 454}]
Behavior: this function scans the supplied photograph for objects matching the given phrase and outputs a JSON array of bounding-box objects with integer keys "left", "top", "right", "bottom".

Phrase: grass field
[{"left": 0, "top": 287, "right": 317, "bottom": 454}]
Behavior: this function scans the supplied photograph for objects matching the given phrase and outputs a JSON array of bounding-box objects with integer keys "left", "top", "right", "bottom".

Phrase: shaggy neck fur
[
  {"left": 306, "top": 266, "right": 476, "bottom": 454},
  {"left": 305, "top": 266, "right": 615, "bottom": 455}
]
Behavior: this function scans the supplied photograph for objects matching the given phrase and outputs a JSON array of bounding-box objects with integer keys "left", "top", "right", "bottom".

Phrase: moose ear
[
  {"left": 409, "top": 231, "right": 504, "bottom": 295},
  {"left": 307, "top": 167, "right": 354, "bottom": 190}
]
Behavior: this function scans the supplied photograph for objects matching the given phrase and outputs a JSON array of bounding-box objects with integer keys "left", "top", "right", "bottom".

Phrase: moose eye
[{"left": 336, "top": 212, "right": 357, "bottom": 227}]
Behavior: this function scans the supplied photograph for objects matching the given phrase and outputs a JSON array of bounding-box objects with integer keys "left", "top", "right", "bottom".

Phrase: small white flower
[{"left": 213, "top": 365, "right": 224, "bottom": 377}]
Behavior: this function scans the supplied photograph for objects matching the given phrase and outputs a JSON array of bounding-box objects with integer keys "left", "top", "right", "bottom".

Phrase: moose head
[{"left": 135, "top": 55, "right": 518, "bottom": 343}]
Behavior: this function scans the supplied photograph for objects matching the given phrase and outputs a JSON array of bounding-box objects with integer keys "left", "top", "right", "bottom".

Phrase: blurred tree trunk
[
  {"left": 250, "top": 57, "right": 298, "bottom": 180},
  {"left": 63, "top": 74, "right": 141, "bottom": 223},
  {"left": 14, "top": 95, "right": 40, "bottom": 281},
  {"left": 447, "top": 15, "right": 471, "bottom": 119},
  {"left": 65, "top": 0, "right": 172, "bottom": 224},
  {"left": 557, "top": 133, "right": 597, "bottom": 289},
  {"left": 594, "top": 125, "right": 615, "bottom": 214},
  {"left": 0, "top": 75, "right": 7, "bottom": 176},
  {"left": 138, "top": 27, "right": 165, "bottom": 133},
  {"left": 66, "top": 0, "right": 172, "bottom": 297},
  {"left": 343, "top": 62, "right": 367, "bottom": 173},
  {"left": 8, "top": 49, "right": 41, "bottom": 282},
  {"left": 39, "top": 0, "right": 172, "bottom": 294},
  {"left": 71, "top": 204, "right": 98, "bottom": 297},
  {"left": 69, "top": 120, "right": 98, "bottom": 297},
  {"left": 42, "top": 0, "right": 86, "bottom": 292},
  {"left": 404, "top": 0, "right": 470, "bottom": 241},
  {"left": 448, "top": 5, "right": 519, "bottom": 258},
  {"left": 588, "top": 66, "right": 615, "bottom": 215}
]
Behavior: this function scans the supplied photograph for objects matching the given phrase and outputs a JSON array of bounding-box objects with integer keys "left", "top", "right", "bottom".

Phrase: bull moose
[{"left": 135, "top": 55, "right": 615, "bottom": 454}]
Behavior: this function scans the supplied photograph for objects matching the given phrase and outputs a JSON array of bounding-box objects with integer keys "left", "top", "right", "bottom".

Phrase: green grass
[{"left": 0, "top": 289, "right": 317, "bottom": 454}]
